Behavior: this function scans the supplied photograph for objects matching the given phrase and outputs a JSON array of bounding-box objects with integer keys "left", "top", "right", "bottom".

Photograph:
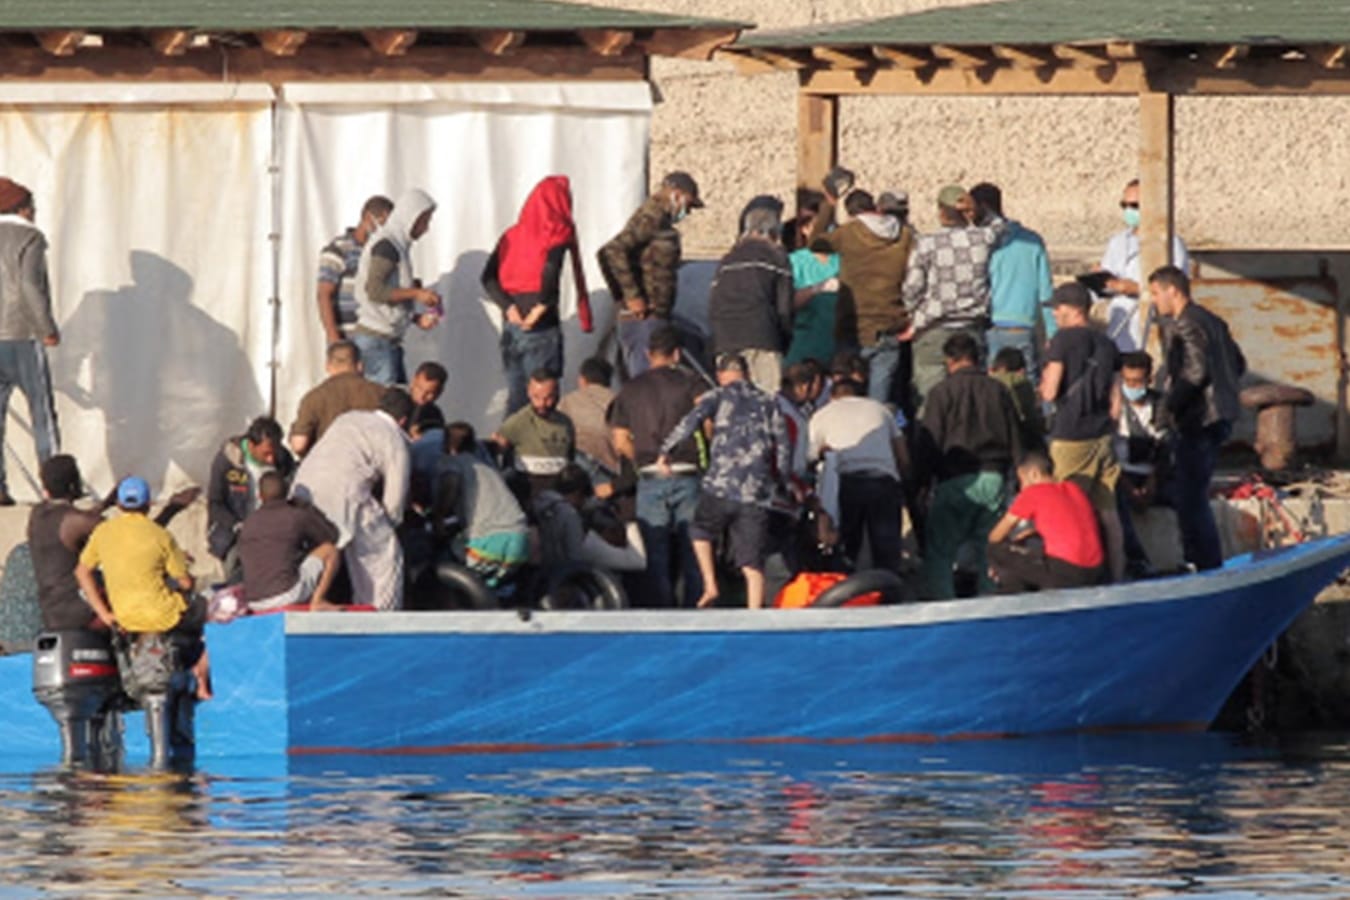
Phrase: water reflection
[{"left": 0, "top": 734, "right": 1349, "bottom": 897}]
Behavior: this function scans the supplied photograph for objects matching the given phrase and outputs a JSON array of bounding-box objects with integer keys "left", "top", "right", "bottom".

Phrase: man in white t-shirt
[
  {"left": 807, "top": 378, "right": 909, "bottom": 573},
  {"left": 1096, "top": 178, "right": 1189, "bottom": 352}
]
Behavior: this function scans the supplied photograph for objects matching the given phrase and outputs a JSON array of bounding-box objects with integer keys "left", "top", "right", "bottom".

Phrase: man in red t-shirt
[{"left": 987, "top": 452, "right": 1105, "bottom": 592}]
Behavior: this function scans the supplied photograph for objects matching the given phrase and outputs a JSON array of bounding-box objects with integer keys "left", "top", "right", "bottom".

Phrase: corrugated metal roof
[
  {"left": 0, "top": 0, "right": 739, "bottom": 31},
  {"left": 738, "top": 0, "right": 1350, "bottom": 48}
]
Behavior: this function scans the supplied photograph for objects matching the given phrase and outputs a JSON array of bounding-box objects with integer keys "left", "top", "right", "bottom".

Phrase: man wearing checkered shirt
[{"left": 901, "top": 185, "right": 1007, "bottom": 412}]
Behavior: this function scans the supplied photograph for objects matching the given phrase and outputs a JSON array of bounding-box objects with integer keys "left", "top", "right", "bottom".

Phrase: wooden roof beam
[
  {"left": 1053, "top": 43, "right": 1111, "bottom": 66},
  {"left": 259, "top": 29, "right": 308, "bottom": 57},
  {"left": 748, "top": 47, "right": 807, "bottom": 70},
  {"left": 641, "top": 27, "right": 740, "bottom": 61},
  {"left": 1204, "top": 44, "right": 1248, "bottom": 69},
  {"left": 35, "top": 30, "right": 84, "bottom": 57},
  {"left": 811, "top": 46, "right": 875, "bottom": 69},
  {"left": 474, "top": 30, "right": 525, "bottom": 56},
  {"left": 147, "top": 29, "right": 193, "bottom": 56},
  {"left": 1307, "top": 44, "right": 1348, "bottom": 69},
  {"left": 991, "top": 44, "right": 1058, "bottom": 68},
  {"left": 872, "top": 45, "right": 936, "bottom": 69},
  {"left": 363, "top": 29, "right": 418, "bottom": 56},
  {"left": 578, "top": 29, "right": 633, "bottom": 57},
  {"left": 932, "top": 44, "right": 997, "bottom": 68}
]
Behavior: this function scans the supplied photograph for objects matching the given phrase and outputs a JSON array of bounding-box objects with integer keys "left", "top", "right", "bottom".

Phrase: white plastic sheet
[
  {"left": 0, "top": 81, "right": 652, "bottom": 499},
  {"left": 275, "top": 82, "right": 651, "bottom": 436},
  {"left": 0, "top": 103, "right": 274, "bottom": 499}
]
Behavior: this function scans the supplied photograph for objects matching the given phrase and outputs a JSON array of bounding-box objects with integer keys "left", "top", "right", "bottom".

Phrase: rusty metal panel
[{"left": 1192, "top": 276, "right": 1343, "bottom": 453}]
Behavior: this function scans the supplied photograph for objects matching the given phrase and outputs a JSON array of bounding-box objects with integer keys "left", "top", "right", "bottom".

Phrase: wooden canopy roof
[
  {"left": 726, "top": 0, "right": 1350, "bottom": 96},
  {"left": 0, "top": 0, "right": 745, "bottom": 82}
]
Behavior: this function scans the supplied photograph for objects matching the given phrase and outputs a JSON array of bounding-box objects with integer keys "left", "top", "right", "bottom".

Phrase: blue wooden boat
[{"left": 3, "top": 534, "right": 1349, "bottom": 761}]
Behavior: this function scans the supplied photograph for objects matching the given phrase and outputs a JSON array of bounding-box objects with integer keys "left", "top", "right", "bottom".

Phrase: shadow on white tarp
[{"left": 0, "top": 82, "right": 651, "bottom": 501}]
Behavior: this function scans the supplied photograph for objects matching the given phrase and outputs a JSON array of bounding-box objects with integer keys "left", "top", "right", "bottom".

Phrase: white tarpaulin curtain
[
  {"left": 0, "top": 81, "right": 651, "bottom": 500},
  {"left": 0, "top": 102, "right": 274, "bottom": 500},
  {"left": 276, "top": 82, "right": 651, "bottom": 436}
]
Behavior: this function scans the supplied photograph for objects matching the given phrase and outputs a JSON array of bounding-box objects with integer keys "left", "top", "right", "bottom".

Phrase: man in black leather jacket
[{"left": 1148, "top": 265, "right": 1246, "bottom": 571}]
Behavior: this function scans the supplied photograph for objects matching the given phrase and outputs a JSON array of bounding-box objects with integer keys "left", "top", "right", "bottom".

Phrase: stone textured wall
[{"left": 585, "top": 0, "right": 1350, "bottom": 261}]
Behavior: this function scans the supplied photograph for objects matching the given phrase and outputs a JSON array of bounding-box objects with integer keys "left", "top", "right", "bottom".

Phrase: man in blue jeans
[
  {"left": 0, "top": 178, "right": 60, "bottom": 505},
  {"left": 1150, "top": 265, "right": 1246, "bottom": 571},
  {"left": 607, "top": 326, "right": 704, "bottom": 607},
  {"left": 970, "top": 182, "right": 1053, "bottom": 386}
]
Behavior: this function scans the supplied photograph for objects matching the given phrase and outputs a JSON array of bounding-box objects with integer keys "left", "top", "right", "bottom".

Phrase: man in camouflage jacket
[{"left": 598, "top": 171, "right": 703, "bottom": 378}]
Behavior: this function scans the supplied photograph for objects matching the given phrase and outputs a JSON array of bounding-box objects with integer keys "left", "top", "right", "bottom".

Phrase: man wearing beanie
[{"left": 0, "top": 177, "right": 60, "bottom": 505}]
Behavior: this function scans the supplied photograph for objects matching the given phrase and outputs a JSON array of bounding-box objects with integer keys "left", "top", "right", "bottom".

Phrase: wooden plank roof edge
[{"left": 2, "top": 25, "right": 746, "bottom": 61}]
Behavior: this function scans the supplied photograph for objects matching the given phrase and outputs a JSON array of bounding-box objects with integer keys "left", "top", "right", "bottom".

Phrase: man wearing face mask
[
  {"left": 1096, "top": 178, "right": 1190, "bottom": 353},
  {"left": 598, "top": 172, "right": 703, "bottom": 379}
]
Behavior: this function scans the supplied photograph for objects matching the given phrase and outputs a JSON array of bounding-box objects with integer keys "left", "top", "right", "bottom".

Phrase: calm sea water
[{"left": 2, "top": 733, "right": 1349, "bottom": 898}]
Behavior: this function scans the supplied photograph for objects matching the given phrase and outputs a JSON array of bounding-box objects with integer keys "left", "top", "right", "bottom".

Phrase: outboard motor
[
  {"left": 31, "top": 630, "right": 125, "bottom": 770},
  {"left": 112, "top": 632, "right": 197, "bottom": 770}
]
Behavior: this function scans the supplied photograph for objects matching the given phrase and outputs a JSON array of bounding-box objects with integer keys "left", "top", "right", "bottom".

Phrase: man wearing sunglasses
[{"left": 1096, "top": 178, "right": 1189, "bottom": 353}]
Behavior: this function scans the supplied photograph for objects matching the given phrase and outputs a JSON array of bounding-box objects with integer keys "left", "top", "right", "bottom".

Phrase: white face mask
[{"left": 670, "top": 196, "right": 688, "bottom": 223}]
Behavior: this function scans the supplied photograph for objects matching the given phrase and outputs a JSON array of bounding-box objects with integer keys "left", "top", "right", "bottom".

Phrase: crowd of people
[{"left": 0, "top": 164, "right": 1250, "bottom": 669}]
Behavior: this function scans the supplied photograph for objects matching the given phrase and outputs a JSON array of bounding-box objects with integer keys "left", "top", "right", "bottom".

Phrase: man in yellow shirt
[{"left": 75, "top": 476, "right": 211, "bottom": 699}]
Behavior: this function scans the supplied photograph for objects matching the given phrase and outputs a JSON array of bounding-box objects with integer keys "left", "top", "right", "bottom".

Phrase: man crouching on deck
[
  {"left": 986, "top": 452, "right": 1105, "bottom": 593},
  {"left": 74, "top": 476, "right": 212, "bottom": 700}
]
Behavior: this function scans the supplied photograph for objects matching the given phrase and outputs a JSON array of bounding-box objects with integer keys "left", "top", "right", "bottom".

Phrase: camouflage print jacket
[
  {"left": 597, "top": 195, "right": 681, "bottom": 319},
  {"left": 660, "top": 380, "right": 790, "bottom": 507}
]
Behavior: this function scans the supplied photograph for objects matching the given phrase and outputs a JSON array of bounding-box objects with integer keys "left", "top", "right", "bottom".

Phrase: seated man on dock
[
  {"left": 74, "top": 476, "right": 211, "bottom": 699},
  {"left": 987, "top": 452, "right": 1105, "bottom": 593},
  {"left": 237, "top": 472, "right": 341, "bottom": 612}
]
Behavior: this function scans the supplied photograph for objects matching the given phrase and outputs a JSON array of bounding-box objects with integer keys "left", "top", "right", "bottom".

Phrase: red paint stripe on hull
[{"left": 288, "top": 721, "right": 1208, "bottom": 757}]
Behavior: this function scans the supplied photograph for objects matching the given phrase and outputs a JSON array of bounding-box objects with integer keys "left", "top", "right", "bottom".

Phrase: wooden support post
[
  {"left": 1138, "top": 91, "right": 1176, "bottom": 356},
  {"left": 797, "top": 92, "right": 838, "bottom": 196}
]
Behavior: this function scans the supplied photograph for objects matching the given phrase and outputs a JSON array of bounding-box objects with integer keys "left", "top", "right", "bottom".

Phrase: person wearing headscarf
[
  {"left": 352, "top": 189, "right": 440, "bottom": 386},
  {"left": 0, "top": 177, "right": 60, "bottom": 505},
  {"left": 482, "top": 175, "right": 592, "bottom": 416}
]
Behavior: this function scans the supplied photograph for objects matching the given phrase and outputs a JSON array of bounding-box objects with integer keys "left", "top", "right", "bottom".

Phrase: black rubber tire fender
[
  {"left": 538, "top": 563, "right": 629, "bottom": 611},
  {"left": 810, "top": 569, "right": 911, "bottom": 608},
  {"left": 433, "top": 562, "right": 500, "bottom": 611}
]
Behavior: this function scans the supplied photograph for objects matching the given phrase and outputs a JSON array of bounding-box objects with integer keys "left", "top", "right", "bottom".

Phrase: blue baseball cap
[{"left": 116, "top": 476, "right": 150, "bottom": 508}]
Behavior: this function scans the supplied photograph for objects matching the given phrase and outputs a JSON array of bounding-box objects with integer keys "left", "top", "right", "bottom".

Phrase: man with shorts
[
  {"left": 237, "top": 472, "right": 340, "bottom": 611},
  {"left": 74, "top": 477, "right": 211, "bottom": 699},
  {"left": 656, "top": 353, "right": 791, "bottom": 610},
  {"left": 1040, "top": 282, "right": 1124, "bottom": 582}
]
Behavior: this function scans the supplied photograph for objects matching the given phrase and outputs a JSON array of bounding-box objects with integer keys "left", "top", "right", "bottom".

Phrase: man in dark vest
[{"left": 29, "top": 455, "right": 198, "bottom": 631}]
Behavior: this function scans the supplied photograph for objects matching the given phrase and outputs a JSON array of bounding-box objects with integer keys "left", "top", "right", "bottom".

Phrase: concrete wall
[{"left": 584, "top": 0, "right": 1350, "bottom": 262}]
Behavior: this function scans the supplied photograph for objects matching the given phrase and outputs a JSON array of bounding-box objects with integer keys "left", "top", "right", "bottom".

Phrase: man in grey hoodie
[{"left": 0, "top": 178, "right": 60, "bottom": 505}]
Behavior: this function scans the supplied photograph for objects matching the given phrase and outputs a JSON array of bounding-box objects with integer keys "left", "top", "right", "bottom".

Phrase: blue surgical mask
[
  {"left": 1123, "top": 384, "right": 1147, "bottom": 403},
  {"left": 671, "top": 198, "right": 688, "bottom": 224},
  {"left": 1122, "top": 207, "right": 1141, "bottom": 229}
]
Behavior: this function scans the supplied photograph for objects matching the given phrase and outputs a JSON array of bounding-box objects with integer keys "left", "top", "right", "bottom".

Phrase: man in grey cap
[
  {"left": 901, "top": 184, "right": 1007, "bottom": 413},
  {"left": 598, "top": 171, "right": 703, "bottom": 379},
  {"left": 707, "top": 205, "right": 794, "bottom": 393},
  {"left": 0, "top": 177, "right": 60, "bottom": 505}
]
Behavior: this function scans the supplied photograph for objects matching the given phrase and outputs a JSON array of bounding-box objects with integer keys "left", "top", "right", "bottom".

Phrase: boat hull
[{"left": 2, "top": 535, "right": 1348, "bottom": 759}]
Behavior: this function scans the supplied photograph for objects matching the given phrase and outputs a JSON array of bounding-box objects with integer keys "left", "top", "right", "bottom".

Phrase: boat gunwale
[{"left": 281, "top": 535, "right": 1350, "bottom": 637}]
